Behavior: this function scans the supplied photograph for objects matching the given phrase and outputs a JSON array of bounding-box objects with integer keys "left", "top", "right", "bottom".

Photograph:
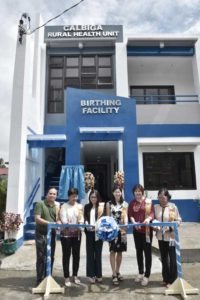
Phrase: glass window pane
[
  {"left": 65, "top": 78, "right": 80, "bottom": 87},
  {"left": 98, "top": 77, "right": 112, "bottom": 84},
  {"left": 66, "top": 57, "right": 79, "bottom": 67},
  {"left": 82, "top": 66, "right": 96, "bottom": 73},
  {"left": 145, "top": 88, "right": 158, "bottom": 103},
  {"left": 98, "top": 68, "right": 111, "bottom": 77},
  {"left": 55, "top": 102, "right": 63, "bottom": 113},
  {"left": 50, "top": 79, "right": 62, "bottom": 88},
  {"left": 99, "top": 56, "right": 111, "bottom": 66},
  {"left": 66, "top": 68, "right": 79, "bottom": 78},
  {"left": 50, "top": 57, "right": 63, "bottom": 67},
  {"left": 143, "top": 152, "right": 196, "bottom": 190},
  {"left": 82, "top": 77, "right": 96, "bottom": 84},
  {"left": 50, "top": 68, "right": 63, "bottom": 77},
  {"left": 49, "top": 89, "right": 63, "bottom": 101},
  {"left": 82, "top": 57, "right": 95, "bottom": 66},
  {"left": 130, "top": 88, "right": 144, "bottom": 103},
  {"left": 48, "top": 101, "right": 63, "bottom": 113},
  {"left": 159, "top": 88, "right": 175, "bottom": 103}
]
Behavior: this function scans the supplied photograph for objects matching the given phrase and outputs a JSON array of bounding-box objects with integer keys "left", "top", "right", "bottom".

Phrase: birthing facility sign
[{"left": 80, "top": 99, "right": 122, "bottom": 114}]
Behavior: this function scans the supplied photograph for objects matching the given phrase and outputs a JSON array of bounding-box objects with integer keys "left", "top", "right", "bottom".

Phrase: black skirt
[{"left": 109, "top": 230, "right": 127, "bottom": 252}]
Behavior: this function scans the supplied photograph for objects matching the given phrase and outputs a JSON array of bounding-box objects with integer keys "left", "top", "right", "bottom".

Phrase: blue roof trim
[
  {"left": 137, "top": 124, "right": 200, "bottom": 137},
  {"left": 27, "top": 134, "right": 67, "bottom": 148},
  {"left": 127, "top": 46, "right": 194, "bottom": 56},
  {"left": 47, "top": 46, "right": 115, "bottom": 55}
]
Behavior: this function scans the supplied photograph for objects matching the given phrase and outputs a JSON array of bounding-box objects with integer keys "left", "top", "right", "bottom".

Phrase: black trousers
[
  {"left": 60, "top": 236, "right": 81, "bottom": 278},
  {"left": 133, "top": 230, "right": 152, "bottom": 278},
  {"left": 85, "top": 231, "right": 103, "bottom": 278},
  {"left": 158, "top": 240, "right": 177, "bottom": 284},
  {"left": 35, "top": 230, "right": 56, "bottom": 284}
]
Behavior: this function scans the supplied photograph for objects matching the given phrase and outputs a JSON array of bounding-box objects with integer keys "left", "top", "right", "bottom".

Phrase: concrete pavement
[{"left": 0, "top": 223, "right": 200, "bottom": 299}]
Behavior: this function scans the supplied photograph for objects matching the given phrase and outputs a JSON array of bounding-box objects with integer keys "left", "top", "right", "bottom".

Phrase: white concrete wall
[
  {"left": 136, "top": 103, "right": 200, "bottom": 124},
  {"left": 128, "top": 56, "right": 195, "bottom": 96}
]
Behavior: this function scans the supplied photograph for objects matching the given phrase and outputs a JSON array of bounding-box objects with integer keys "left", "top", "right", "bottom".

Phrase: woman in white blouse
[
  {"left": 154, "top": 188, "right": 181, "bottom": 288},
  {"left": 84, "top": 189, "right": 104, "bottom": 283},
  {"left": 59, "top": 188, "right": 84, "bottom": 287}
]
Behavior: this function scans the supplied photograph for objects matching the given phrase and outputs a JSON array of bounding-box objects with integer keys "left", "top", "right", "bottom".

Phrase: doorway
[
  {"left": 44, "top": 147, "right": 65, "bottom": 194},
  {"left": 81, "top": 141, "right": 122, "bottom": 202}
]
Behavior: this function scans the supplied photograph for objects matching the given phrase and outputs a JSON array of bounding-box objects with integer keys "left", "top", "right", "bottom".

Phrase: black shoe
[
  {"left": 117, "top": 272, "right": 123, "bottom": 281},
  {"left": 112, "top": 275, "right": 119, "bottom": 285}
]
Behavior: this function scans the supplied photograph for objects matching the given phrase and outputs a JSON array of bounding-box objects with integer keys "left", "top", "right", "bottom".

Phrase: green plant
[
  {"left": 0, "top": 212, "right": 23, "bottom": 242},
  {"left": 0, "top": 178, "right": 7, "bottom": 215}
]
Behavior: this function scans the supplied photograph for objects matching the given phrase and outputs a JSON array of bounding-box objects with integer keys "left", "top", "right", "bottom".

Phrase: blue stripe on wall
[
  {"left": 127, "top": 46, "right": 194, "bottom": 56},
  {"left": 137, "top": 124, "right": 200, "bottom": 137},
  {"left": 44, "top": 124, "right": 200, "bottom": 138}
]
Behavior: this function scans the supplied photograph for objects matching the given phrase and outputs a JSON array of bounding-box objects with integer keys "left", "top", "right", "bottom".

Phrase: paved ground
[
  {"left": 0, "top": 224, "right": 200, "bottom": 299},
  {"left": 0, "top": 263, "right": 199, "bottom": 300}
]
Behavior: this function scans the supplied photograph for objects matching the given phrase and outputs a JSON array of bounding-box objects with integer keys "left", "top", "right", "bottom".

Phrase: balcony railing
[{"left": 131, "top": 94, "right": 199, "bottom": 104}]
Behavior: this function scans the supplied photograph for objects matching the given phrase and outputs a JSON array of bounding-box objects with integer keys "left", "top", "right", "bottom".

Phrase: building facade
[{"left": 6, "top": 19, "right": 200, "bottom": 244}]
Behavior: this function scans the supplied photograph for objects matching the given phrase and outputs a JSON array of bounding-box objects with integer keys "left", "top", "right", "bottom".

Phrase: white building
[{"left": 6, "top": 19, "right": 200, "bottom": 245}]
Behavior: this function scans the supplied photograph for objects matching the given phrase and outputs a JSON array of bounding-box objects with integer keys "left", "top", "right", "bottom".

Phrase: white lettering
[{"left": 63, "top": 25, "right": 103, "bottom": 31}]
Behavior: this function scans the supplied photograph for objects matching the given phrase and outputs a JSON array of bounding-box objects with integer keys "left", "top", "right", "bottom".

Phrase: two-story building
[{"left": 6, "top": 18, "right": 200, "bottom": 244}]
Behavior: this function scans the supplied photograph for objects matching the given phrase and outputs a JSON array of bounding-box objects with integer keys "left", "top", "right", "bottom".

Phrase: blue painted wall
[
  {"left": 65, "top": 88, "right": 139, "bottom": 201},
  {"left": 138, "top": 124, "right": 200, "bottom": 137},
  {"left": 43, "top": 88, "right": 200, "bottom": 221}
]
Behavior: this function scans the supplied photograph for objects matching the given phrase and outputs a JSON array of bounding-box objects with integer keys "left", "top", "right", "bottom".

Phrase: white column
[
  {"left": 118, "top": 140, "right": 124, "bottom": 171},
  {"left": 193, "top": 39, "right": 200, "bottom": 103},
  {"left": 115, "top": 43, "right": 129, "bottom": 97},
  {"left": 6, "top": 31, "right": 33, "bottom": 241}
]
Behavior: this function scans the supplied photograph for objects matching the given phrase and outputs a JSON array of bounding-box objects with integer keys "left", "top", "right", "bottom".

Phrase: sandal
[
  {"left": 73, "top": 276, "right": 81, "bottom": 284},
  {"left": 112, "top": 275, "right": 119, "bottom": 285},
  {"left": 117, "top": 272, "right": 123, "bottom": 281}
]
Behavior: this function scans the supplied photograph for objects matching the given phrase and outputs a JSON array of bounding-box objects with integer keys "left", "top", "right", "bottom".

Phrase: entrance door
[{"left": 81, "top": 141, "right": 122, "bottom": 202}]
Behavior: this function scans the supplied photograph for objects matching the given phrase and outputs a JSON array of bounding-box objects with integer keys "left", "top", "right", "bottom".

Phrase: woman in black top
[{"left": 84, "top": 189, "right": 104, "bottom": 283}]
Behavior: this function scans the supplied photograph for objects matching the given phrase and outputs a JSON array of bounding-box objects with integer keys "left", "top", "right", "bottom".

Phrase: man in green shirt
[{"left": 34, "top": 187, "right": 59, "bottom": 285}]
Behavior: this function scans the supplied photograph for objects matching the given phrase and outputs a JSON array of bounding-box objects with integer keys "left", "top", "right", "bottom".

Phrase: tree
[
  {"left": 0, "top": 158, "right": 6, "bottom": 168},
  {"left": 0, "top": 177, "right": 7, "bottom": 215}
]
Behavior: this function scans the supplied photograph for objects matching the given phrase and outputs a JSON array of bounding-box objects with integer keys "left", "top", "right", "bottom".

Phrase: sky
[{"left": 1, "top": 0, "right": 200, "bottom": 161}]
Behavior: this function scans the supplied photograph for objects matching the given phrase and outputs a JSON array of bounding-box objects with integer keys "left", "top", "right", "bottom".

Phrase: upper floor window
[
  {"left": 48, "top": 55, "right": 113, "bottom": 113},
  {"left": 143, "top": 152, "right": 196, "bottom": 190},
  {"left": 130, "top": 86, "right": 175, "bottom": 104}
]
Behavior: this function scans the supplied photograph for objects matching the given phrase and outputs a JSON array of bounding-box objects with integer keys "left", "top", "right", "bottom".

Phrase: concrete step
[
  {"left": 24, "top": 222, "right": 35, "bottom": 231},
  {"left": 24, "top": 230, "right": 35, "bottom": 240}
]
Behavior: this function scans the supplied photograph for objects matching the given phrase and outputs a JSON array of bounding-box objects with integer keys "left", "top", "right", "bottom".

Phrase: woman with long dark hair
[
  {"left": 84, "top": 189, "right": 104, "bottom": 283},
  {"left": 106, "top": 186, "right": 128, "bottom": 285}
]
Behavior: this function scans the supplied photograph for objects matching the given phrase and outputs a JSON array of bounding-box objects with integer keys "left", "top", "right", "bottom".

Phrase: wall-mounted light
[
  {"left": 167, "top": 146, "right": 172, "bottom": 151},
  {"left": 18, "top": 12, "right": 31, "bottom": 44},
  {"left": 78, "top": 42, "right": 83, "bottom": 49},
  {"left": 159, "top": 41, "right": 165, "bottom": 48}
]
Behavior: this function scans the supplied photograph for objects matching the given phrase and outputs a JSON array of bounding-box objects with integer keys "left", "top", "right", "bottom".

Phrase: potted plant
[{"left": 0, "top": 212, "right": 23, "bottom": 255}]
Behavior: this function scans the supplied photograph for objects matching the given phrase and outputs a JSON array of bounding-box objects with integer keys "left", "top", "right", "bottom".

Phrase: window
[
  {"left": 48, "top": 57, "right": 64, "bottom": 113},
  {"left": 143, "top": 152, "right": 196, "bottom": 190},
  {"left": 48, "top": 55, "right": 113, "bottom": 113},
  {"left": 130, "top": 86, "right": 175, "bottom": 104}
]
